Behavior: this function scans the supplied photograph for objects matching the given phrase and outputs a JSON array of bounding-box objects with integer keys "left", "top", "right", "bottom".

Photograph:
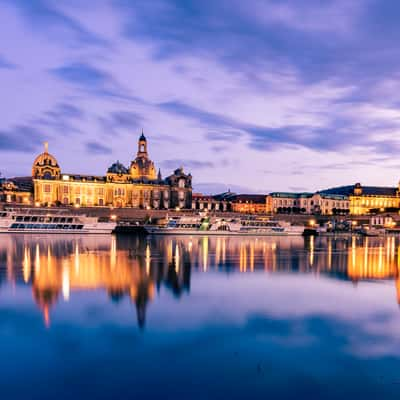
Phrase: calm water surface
[{"left": 1, "top": 234, "right": 400, "bottom": 399}]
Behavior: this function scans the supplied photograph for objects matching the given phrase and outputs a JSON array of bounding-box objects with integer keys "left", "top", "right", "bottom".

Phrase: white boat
[
  {"left": 0, "top": 208, "right": 116, "bottom": 234},
  {"left": 145, "top": 215, "right": 305, "bottom": 236}
]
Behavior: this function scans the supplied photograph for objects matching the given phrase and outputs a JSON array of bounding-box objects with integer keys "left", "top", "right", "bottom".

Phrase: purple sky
[{"left": 1, "top": 0, "right": 400, "bottom": 194}]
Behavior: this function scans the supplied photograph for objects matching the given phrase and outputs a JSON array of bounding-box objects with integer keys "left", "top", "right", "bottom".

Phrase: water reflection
[{"left": 1, "top": 234, "right": 400, "bottom": 329}]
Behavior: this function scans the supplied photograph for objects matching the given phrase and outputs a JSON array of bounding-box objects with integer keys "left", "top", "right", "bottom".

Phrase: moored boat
[
  {"left": 0, "top": 208, "right": 116, "bottom": 234},
  {"left": 145, "top": 215, "right": 305, "bottom": 236}
]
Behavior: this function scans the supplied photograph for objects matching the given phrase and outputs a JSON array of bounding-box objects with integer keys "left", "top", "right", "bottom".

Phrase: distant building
[
  {"left": 0, "top": 176, "right": 32, "bottom": 204},
  {"left": 230, "top": 194, "right": 266, "bottom": 214},
  {"left": 32, "top": 133, "right": 193, "bottom": 209},
  {"left": 320, "top": 183, "right": 400, "bottom": 215},
  {"left": 266, "top": 192, "right": 349, "bottom": 215},
  {"left": 191, "top": 192, "right": 266, "bottom": 214},
  {"left": 191, "top": 193, "right": 230, "bottom": 211}
]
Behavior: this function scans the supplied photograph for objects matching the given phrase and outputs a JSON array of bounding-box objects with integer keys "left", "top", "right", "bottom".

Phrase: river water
[{"left": 1, "top": 234, "right": 400, "bottom": 399}]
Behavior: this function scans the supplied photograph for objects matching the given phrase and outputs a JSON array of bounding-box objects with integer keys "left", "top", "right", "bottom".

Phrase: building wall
[
  {"left": 267, "top": 193, "right": 350, "bottom": 215},
  {"left": 350, "top": 195, "right": 400, "bottom": 215},
  {"left": 33, "top": 178, "right": 189, "bottom": 209},
  {"left": 231, "top": 202, "right": 266, "bottom": 214}
]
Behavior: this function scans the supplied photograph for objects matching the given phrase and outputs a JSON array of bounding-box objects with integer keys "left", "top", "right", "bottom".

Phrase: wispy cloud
[
  {"left": 0, "top": 125, "right": 44, "bottom": 152},
  {"left": 0, "top": 54, "right": 17, "bottom": 69},
  {"left": 86, "top": 141, "right": 112, "bottom": 155}
]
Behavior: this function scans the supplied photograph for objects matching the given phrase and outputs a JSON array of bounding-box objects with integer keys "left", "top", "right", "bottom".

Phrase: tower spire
[{"left": 44, "top": 141, "right": 49, "bottom": 153}]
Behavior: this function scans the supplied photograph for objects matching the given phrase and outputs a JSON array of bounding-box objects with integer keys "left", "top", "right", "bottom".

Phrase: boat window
[
  {"left": 10, "top": 223, "right": 18, "bottom": 229},
  {"left": 31, "top": 216, "right": 38, "bottom": 222},
  {"left": 53, "top": 217, "right": 60, "bottom": 223},
  {"left": 56, "top": 224, "right": 63, "bottom": 229},
  {"left": 67, "top": 218, "right": 73, "bottom": 223},
  {"left": 60, "top": 218, "right": 66, "bottom": 223},
  {"left": 39, "top": 217, "right": 44, "bottom": 222},
  {"left": 77, "top": 225, "right": 83, "bottom": 229},
  {"left": 45, "top": 217, "right": 52, "bottom": 223},
  {"left": 16, "top": 216, "right": 23, "bottom": 221},
  {"left": 23, "top": 216, "right": 30, "bottom": 222},
  {"left": 63, "top": 225, "right": 69, "bottom": 229}
]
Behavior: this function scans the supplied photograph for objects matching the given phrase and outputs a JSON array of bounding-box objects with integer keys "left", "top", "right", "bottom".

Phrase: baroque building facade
[
  {"left": 266, "top": 192, "right": 350, "bottom": 215},
  {"left": 32, "top": 133, "right": 192, "bottom": 209}
]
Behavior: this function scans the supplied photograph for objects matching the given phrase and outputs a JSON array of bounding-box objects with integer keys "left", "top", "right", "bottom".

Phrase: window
[
  {"left": 44, "top": 184, "right": 51, "bottom": 193},
  {"left": 98, "top": 188, "right": 104, "bottom": 195},
  {"left": 63, "top": 186, "right": 69, "bottom": 194},
  {"left": 63, "top": 197, "right": 68, "bottom": 205},
  {"left": 99, "top": 198, "right": 104, "bottom": 206},
  {"left": 75, "top": 198, "right": 80, "bottom": 205},
  {"left": 178, "top": 179, "right": 185, "bottom": 188}
]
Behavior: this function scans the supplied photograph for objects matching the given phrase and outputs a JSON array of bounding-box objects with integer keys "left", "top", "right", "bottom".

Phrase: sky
[{"left": 1, "top": 0, "right": 400, "bottom": 194}]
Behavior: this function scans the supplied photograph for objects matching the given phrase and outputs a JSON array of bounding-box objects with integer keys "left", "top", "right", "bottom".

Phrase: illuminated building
[
  {"left": 320, "top": 183, "right": 400, "bottom": 215},
  {"left": 0, "top": 177, "right": 32, "bottom": 204},
  {"left": 266, "top": 192, "right": 350, "bottom": 215},
  {"left": 32, "top": 133, "right": 192, "bottom": 209}
]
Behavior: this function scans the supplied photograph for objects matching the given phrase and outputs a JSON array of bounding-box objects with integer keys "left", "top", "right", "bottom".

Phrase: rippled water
[{"left": 1, "top": 233, "right": 400, "bottom": 399}]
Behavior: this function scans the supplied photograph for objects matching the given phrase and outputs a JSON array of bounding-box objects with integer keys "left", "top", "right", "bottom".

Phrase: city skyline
[{"left": 2, "top": 1, "right": 400, "bottom": 194}]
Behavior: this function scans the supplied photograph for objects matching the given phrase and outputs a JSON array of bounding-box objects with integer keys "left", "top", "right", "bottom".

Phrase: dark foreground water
[{"left": 1, "top": 234, "right": 400, "bottom": 399}]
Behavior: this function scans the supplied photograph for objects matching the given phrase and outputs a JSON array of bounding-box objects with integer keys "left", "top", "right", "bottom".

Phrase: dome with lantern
[{"left": 32, "top": 142, "right": 61, "bottom": 179}]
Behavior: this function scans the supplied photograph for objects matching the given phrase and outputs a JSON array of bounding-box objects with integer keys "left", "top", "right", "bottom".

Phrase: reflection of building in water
[
  {"left": 2, "top": 234, "right": 400, "bottom": 326},
  {"left": 0, "top": 235, "right": 191, "bottom": 328}
]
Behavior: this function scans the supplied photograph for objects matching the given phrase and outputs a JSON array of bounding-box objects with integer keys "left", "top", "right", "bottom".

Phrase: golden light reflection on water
[{"left": 1, "top": 234, "right": 400, "bottom": 328}]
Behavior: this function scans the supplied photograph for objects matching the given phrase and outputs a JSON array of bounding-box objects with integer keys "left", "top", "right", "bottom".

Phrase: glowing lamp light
[
  {"left": 175, "top": 207, "right": 180, "bottom": 211},
  {"left": 110, "top": 214, "right": 117, "bottom": 221},
  {"left": 35, "top": 202, "right": 40, "bottom": 207},
  {"left": 74, "top": 203, "right": 80, "bottom": 208},
  {"left": 309, "top": 219, "right": 316, "bottom": 227}
]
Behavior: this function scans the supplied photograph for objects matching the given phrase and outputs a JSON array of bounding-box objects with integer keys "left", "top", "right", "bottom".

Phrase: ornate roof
[
  {"left": 33, "top": 142, "right": 59, "bottom": 168},
  {"left": 107, "top": 161, "right": 129, "bottom": 175}
]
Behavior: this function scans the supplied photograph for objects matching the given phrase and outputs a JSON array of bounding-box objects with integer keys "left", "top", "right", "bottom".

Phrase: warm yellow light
[
  {"left": 35, "top": 201, "right": 40, "bottom": 207},
  {"left": 74, "top": 203, "right": 80, "bottom": 208},
  {"left": 175, "top": 207, "right": 180, "bottom": 211},
  {"left": 352, "top": 221, "right": 357, "bottom": 226},
  {"left": 309, "top": 219, "right": 316, "bottom": 227},
  {"left": 110, "top": 214, "right": 117, "bottom": 221},
  {"left": 146, "top": 205, "right": 151, "bottom": 210}
]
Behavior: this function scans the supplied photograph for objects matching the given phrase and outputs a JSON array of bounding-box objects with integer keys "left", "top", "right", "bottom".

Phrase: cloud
[
  {"left": 98, "top": 111, "right": 144, "bottom": 136},
  {"left": 51, "top": 62, "right": 111, "bottom": 88},
  {"left": 0, "top": 54, "right": 17, "bottom": 69},
  {"left": 4, "top": 0, "right": 110, "bottom": 48},
  {"left": 86, "top": 141, "right": 112, "bottom": 155},
  {"left": 0, "top": 125, "right": 44, "bottom": 152},
  {"left": 32, "top": 102, "right": 84, "bottom": 136},
  {"left": 161, "top": 159, "right": 214, "bottom": 171}
]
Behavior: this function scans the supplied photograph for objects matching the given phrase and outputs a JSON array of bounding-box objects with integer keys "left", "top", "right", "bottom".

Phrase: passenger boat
[
  {"left": 145, "top": 215, "right": 305, "bottom": 236},
  {"left": 0, "top": 208, "right": 116, "bottom": 234}
]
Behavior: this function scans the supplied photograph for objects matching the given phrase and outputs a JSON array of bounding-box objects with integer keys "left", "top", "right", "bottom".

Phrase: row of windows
[
  {"left": 355, "top": 199, "right": 398, "bottom": 207},
  {"left": 10, "top": 223, "right": 84, "bottom": 230},
  {"left": 15, "top": 216, "right": 74, "bottom": 223},
  {"left": 273, "top": 199, "right": 348, "bottom": 208},
  {"left": 43, "top": 185, "right": 105, "bottom": 195}
]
